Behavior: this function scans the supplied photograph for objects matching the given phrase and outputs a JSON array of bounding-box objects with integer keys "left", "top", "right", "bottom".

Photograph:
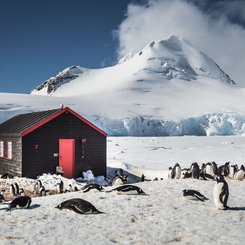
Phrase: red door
[{"left": 59, "top": 139, "right": 75, "bottom": 178}]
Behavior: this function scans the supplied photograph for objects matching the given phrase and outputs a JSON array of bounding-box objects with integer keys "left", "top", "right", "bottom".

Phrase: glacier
[{"left": 91, "top": 113, "right": 245, "bottom": 136}]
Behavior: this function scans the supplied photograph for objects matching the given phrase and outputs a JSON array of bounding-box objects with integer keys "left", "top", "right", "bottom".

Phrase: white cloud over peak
[{"left": 115, "top": 0, "right": 245, "bottom": 86}]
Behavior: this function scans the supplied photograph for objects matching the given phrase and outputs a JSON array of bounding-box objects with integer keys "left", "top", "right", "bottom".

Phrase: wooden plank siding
[
  {"left": 0, "top": 136, "right": 22, "bottom": 176},
  {"left": 22, "top": 111, "right": 106, "bottom": 178}
]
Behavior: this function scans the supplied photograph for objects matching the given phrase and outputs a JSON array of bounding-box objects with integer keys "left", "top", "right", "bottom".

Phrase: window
[
  {"left": 7, "top": 141, "right": 12, "bottom": 159},
  {"left": 0, "top": 141, "right": 3, "bottom": 158}
]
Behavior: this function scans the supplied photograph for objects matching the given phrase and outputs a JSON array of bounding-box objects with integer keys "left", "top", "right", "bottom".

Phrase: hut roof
[{"left": 0, "top": 107, "right": 107, "bottom": 137}]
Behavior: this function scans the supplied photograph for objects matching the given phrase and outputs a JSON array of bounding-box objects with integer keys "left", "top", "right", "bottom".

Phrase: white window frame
[
  {"left": 7, "top": 141, "right": 12, "bottom": 159},
  {"left": 0, "top": 141, "right": 3, "bottom": 158}
]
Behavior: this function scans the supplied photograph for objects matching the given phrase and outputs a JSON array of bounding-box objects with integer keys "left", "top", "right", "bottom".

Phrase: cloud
[{"left": 115, "top": 0, "right": 245, "bottom": 86}]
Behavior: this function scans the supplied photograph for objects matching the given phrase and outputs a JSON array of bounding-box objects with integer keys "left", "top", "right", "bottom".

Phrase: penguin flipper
[
  {"left": 70, "top": 204, "right": 86, "bottom": 214},
  {"left": 193, "top": 194, "right": 205, "bottom": 202}
]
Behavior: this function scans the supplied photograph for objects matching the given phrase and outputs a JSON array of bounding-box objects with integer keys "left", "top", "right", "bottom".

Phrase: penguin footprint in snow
[
  {"left": 183, "top": 189, "right": 208, "bottom": 202},
  {"left": 56, "top": 198, "right": 103, "bottom": 214}
]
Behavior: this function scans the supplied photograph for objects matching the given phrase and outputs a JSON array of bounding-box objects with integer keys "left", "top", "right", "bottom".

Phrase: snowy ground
[{"left": 0, "top": 136, "right": 245, "bottom": 244}]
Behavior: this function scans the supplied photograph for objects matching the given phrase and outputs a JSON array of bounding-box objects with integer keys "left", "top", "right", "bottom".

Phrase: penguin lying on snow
[
  {"left": 213, "top": 174, "right": 229, "bottom": 210},
  {"left": 81, "top": 183, "right": 104, "bottom": 193},
  {"left": 56, "top": 198, "right": 103, "bottom": 214},
  {"left": 7, "top": 196, "right": 32, "bottom": 211},
  {"left": 107, "top": 185, "right": 148, "bottom": 195},
  {"left": 183, "top": 189, "right": 208, "bottom": 202}
]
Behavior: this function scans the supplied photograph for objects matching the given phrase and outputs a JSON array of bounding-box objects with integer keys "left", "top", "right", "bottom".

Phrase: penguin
[
  {"left": 171, "top": 163, "right": 181, "bottom": 179},
  {"left": 34, "top": 180, "right": 42, "bottom": 194},
  {"left": 181, "top": 168, "right": 192, "bottom": 179},
  {"left": 107, "top": 184, "right": 148, "bottom": 195},
  {"left": 111, "top": 175, "right": 128, "bottom": 186},
  {"left": 39, "top": 185, "right": 48, "bottom": 196},
  {"left": 205, "top": 162, "right": 215, "bottom": 176},
  {"left": 115, "top": 168, "right": 124, "bottom": 177},
  {"left": 191, "top": 162, "right": 200, "bottom": 179},
  {"left": 234, "top": 165, "right": 245, "bottom": 180},
  {"left": 0, "top": 189, "right": 6, "bottom": 203},
  {"left": 228, "top": 164, "right": 238, "bottom": 179},
  {"left": 19, "top": 188, "right": 26, "bottom": 196},
  {"left": 182, "top": 189, "right": 208, "bottom": 202},
  {"left": 10, "top": 183, "right": 20, "bottom": 196},
  {"left": 1, "top": 173, "right": 13, "bottom": 179},
  {"left": 213, "top": 174, "right": 229, "bottom": 210},
  {"left": 57, "top": 180, "right": 64, "bottom": 194},
  {"left": 168, "top": 167, "right": 173, "bottom": 179},
  {"left": 64, "top": 184, "right": 73, "bottom": 193},
  {"left": 211, "top": 161, "right": 218, "bottom": 175},
  {"left": 55, "top": 198, "right": 103, "bottom": 214},
  {"left": 218, "top": 162, "right": 230, "bottom": 176},
  {"left": 7, "top": 196, "right": 32, "bottom": 211},
  {"left": 81, "top": 183, "right": 104, "bottom": 193}
]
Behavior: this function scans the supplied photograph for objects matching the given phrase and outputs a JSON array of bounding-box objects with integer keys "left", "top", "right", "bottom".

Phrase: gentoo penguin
[
  {"left": 81, "top": 183, "right": 104, "bottom": 193},
  {"left": 228, "top": 164, "right": 238, "bottom": 179},
  {"left": 10, "top": 183, "right": 20, "bottom": 196},
  {"left": 234, "top": 165, "right": 245, "bottom": 180},
  {"left": 111, "top": 175, "right": 128, "bottom": 186},
  {"left": 56, "top": 198, "right": 103, "bottom": 214},
  {"left": 213, "top": 174, "right": 229, "bottom": 210},
  {"left": 172, "top": 163, "right": 181, "bottom": 179},
  {"left": 191, "top": 162, "right": 200, "bottom": 179},
  {"left": 218, "top": 162, "right": 230, "bottom": 176},
  {"left": 34, "top": 180, "right": 42, "bottom": 194},
  {"left": 181, "top": 168, "right": 192, "bottom": 179},
  {"left": 168, "top": 167, "right": 173, "bottom": 179},
  {"left": 107, "top": 184, "right": 148, "bottom": 195},
  {"left": 39, "top": 186, "right": 48, "bottom": 196},
  {"left": 205, "top": 162, "right": 215, "bottom": 177},
  {"left": 115, "top": 168, "right": 124, "bottom": 177},
  {"left": 1, "top": 173, "right": 13, "bottom": 179},
  {"left": 57, "top": 180, "right": 64, "bottom": 194},
  {"left": 183, "top": 189, "right": 208, "bottom": 202},
  {"left": 0, "top": 189, "right": 5, "bottom": 203},
  {"left": 64, "top": 184, "right": 73, "bottom": 193},
  {"left": 211, "top": 161, "right": 218, "bottom": 175},
  {"left": 7, "top": 196, "right": 32, "bottom": 211}
]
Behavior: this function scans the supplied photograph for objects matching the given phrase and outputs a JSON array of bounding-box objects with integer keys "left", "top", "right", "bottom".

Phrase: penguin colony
[
  {"left": 0, "top": 162, "right": 244, "bottom": 213},
  {"left": 169, "top": 161, "right": 245, "bottom": 210}
]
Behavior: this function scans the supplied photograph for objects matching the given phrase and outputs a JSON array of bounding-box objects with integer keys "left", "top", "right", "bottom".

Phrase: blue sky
[
  {"left": 1, "top": 0, "right": 245, "bottom": 93},
  {"left": 0, "top": 0, "right": 143, "bottom": 93}
]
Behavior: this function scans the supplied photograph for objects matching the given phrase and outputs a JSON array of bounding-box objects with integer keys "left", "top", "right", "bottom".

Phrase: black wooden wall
[
  {"left": 22, "top": 111, "right": 106, "bottom": 178},
  {"left": 0, "top": 136, "right": 22, "bottom": 177}
]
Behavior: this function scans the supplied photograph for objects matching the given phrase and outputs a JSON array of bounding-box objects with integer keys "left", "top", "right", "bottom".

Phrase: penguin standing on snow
[
  {"left": 191, "top": 162, "right": 200, "bottom": 179},
  {"left": 183, "top": 189, "right": 208, "bottom": 202},
  {"left": 171, "top": 163, "right": 181, "bottom": 179},
  {"left": 0, "top": 189, "right": 6, "bottom": 203},
  {"left": 234, "top": 165, "right": 245, "bottom": 180},
  {"left": 10, "top": 183, "right": 20, "bottom": 196},
  {"left": 213, "top": 174, "right": 229, "bottom": 210},
  {"left": 7, "top": 196, "right": 32, "bottom": 211},
  {"left": 56, "top": 198, "right": 103, "bottom": 214}
]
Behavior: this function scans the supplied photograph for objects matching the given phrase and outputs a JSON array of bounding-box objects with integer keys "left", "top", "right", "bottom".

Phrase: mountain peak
[
  {"left": 31, "top": 65, "right": 86, "bottom": 95},
  {"left": 31, "top": 35, "right": 235, "bottom": 96}
]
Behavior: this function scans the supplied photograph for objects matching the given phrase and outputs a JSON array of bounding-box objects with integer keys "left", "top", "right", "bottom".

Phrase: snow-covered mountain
[
  {"left": 31, "top": 35, "right": 235, "bottom": 96},
  {"left": 2, "top": 35, "right": 245, "bottom": 136}
]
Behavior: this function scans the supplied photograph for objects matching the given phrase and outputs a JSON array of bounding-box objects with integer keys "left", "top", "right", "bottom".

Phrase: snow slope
[{"left": 1, "top": 35, "right": 245, "bottom": 136}]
